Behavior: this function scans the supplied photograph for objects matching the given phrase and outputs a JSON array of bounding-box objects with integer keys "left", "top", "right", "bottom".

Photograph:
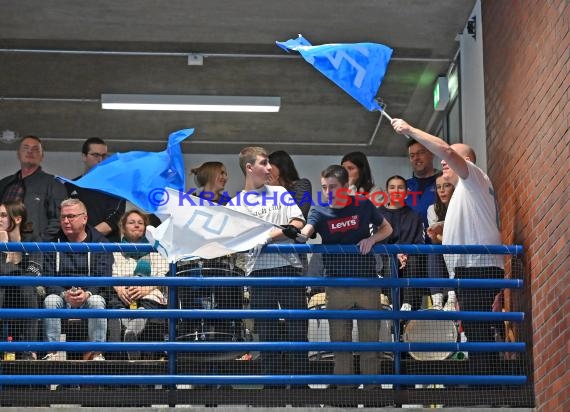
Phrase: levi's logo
[{"left": 328, "top": 215, "right": 360, "bottom": 233}]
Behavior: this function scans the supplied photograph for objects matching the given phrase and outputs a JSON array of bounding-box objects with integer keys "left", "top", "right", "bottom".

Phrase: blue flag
[
  {"left": 58, "top": 128, "right": 193, "bottom": 212},
  {"left": 276, "top": 35, "right": 392, "bottom": 111}
]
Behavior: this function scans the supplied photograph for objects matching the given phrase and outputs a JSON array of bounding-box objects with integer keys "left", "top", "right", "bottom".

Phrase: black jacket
[
  {"left": 44, "top": 225, "right": 114, "bottom": 297},
  {"left": 0, "top": 168, "right": 68, "bottom": 241},
  {"left": 0, "top": 232, "right": 42, "bottom": 277},
  {"left": 378, "top": 205, "right": 425, "bottom": 245},
  {"left": 66, "top": 178, "right": 126, "bottom": 242}
]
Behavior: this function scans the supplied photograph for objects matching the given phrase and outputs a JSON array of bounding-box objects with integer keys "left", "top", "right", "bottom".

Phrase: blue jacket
[
  {"left": 406, "top": 173, "right": 440, "bottom": 230},
  {"left": 44, "top": 225, "right": 114, "bottom": 297}
]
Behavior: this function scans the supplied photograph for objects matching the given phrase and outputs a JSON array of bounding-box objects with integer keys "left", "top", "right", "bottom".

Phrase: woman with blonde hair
[
  {"left": 111, "top": 210, "right": 168, "bottom": 360},
  {"left": 190, "top": 161, "right": 229, "bottom": 205}
]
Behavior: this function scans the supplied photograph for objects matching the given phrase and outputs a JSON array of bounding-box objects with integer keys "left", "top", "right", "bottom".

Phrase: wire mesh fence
[{"left": 0, "top": 242, "right": 533, "bottom": 408}]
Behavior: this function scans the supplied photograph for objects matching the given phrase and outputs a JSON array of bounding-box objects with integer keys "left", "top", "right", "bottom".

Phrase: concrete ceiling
[{"left": 0, "top": 0, "right": 475, "bottom": 156}]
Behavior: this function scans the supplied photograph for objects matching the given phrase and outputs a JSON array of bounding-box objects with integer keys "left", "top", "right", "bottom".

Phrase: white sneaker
[
  {"left": 42, "top": 352, "right": 59, "bottom": 361},
  {"left": 431, "top": 293, "right": 443, "bottom": 310},
  {"left": 400, "top": 303, "right": 412, "bottom": 311},
  {"left": 443, "top": 291, "right": 457, "bottom": 311},
  {"left": 91, "top": 353, "right": 105, "bottom": 361}
]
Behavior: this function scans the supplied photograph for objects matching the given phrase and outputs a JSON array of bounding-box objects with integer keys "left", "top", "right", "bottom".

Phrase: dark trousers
[
  {"left": 400, "top": 255, "right": 429, "bottom": 309},
  {"left": 250, "top": 266, "right": 309, "bottom": 377},
  {"left": 0, "top": 286, "right": 39, "bottom": 342},
  {"left": 427, "top": 254, "right": 449, "bottom": 295},
  {"left": 455, "top": 266, "right": 504, "bottom": 344}
]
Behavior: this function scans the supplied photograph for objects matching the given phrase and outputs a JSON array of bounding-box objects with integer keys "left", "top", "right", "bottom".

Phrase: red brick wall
[{"left": 482, "top": 1, "right": 569, "bottom": 410}]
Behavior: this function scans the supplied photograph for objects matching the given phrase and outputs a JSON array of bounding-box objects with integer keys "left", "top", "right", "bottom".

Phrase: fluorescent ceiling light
[{"left": 101, "top": 94, "right": 280, "bottom": 112}]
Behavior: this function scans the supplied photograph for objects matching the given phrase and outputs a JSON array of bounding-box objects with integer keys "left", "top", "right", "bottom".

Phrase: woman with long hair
[
  {"left": 341, "top": 151, "right": 379, "bottom": 195},
  {"left": 268, "top": 150, "right": 312, "bottom": 218},
  {"left": 427, "top": 174, "right": 455, "bottom": 232},
  {"left": 0, "top": 200, "right": 42, "bottom": 360},
  {"left": 190, "top": 161, "right": 229, "bottom": 205},
  {"left": 378, "top": 175, "right": 425, "bottom": 311},
  {"left": 111, "top": 210, "right": 168, "bottom": 360},
  {"left": 426, "top": 174, "right": 456, "bottom": 309}
]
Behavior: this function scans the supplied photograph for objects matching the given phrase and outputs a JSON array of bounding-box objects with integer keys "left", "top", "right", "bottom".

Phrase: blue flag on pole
[
  {"left": 276, "top": 35, "right": 393, "bottom": 111},
  {"left": 58, "top": 128, "right": 193, "bottom": 212}
]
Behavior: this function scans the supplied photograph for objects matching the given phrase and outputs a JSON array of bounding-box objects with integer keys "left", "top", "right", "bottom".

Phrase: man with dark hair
[
  {"left": 65, "top": 137, "right": 125, "bottom": 242},
  {"left": 301, "top": 165, "right": 393, "bottom": 384},
  {"left": 0, "top": 135, "right": 67, "bottom": 240},
  {"left": 406, "top": 139, "right": 441, "bottom": 232}
]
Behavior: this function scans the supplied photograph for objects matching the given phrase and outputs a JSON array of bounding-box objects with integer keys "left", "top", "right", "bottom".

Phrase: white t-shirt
[
  {"left": 443, "top": 161, "right": 504, "bottom": 272},
  {"left": 427, "top": 204, "right": 438, "bottom": 227},
  {"left": 228, "top": 184, "right": 304, "bottom": 273}
]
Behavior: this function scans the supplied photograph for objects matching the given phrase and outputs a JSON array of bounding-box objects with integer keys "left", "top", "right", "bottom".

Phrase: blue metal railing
[{"left": 0, "top": 242, "right": 525, "bottom": 389}]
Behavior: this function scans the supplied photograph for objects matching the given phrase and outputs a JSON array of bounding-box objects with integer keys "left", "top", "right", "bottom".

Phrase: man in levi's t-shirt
[{"left": 301, "top": 165, "right": 392, "bottom": 383}]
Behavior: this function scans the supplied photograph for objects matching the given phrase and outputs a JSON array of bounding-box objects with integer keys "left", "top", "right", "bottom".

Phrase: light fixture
[{"left": 101, "top": 94, "right": 280, "bottom": 112}]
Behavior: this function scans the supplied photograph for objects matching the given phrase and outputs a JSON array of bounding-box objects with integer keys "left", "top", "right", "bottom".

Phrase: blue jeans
[{"left": 44, "top": 294, "right": 107, "bottom": 342}]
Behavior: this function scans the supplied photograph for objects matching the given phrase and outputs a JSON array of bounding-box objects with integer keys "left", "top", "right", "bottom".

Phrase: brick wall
[{"left": 482, "top": 1, "right": 569, "bottom": 410}]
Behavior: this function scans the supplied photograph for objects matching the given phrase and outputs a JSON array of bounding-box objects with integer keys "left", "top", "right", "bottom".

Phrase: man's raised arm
[{"left": 391, "top": 118, "right": 469, "bottom": 179}]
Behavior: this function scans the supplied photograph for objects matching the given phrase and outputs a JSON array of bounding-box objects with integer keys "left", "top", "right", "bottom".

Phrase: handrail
[
  {"left": 0, "top": 308, "right": 525, "bottom": 321},
  {"left": 0, "top": 341, "right": 527, "bottom": 353},
  {"left": 0, "top": 374, "right": 527, "bottom": 386},
  {"left": 0, "top": 242, "right": 523, "bottom": 255},
  {"left": 0, "top": 276, "right": 524, "bottom": 289}
]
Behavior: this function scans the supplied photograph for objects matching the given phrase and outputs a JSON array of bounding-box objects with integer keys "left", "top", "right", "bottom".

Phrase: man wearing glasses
[
  {"left": 65, "top": 137, "right": 125, "bottom": 242},
  {"left": 405, "top": 139, "right": 442, "bottom": 231},
  {"left": 0, "top": 135, "right": 67, "bottom": 240},
  {"left": 43, "top": 198, "right": 113, "bottom": 361}
]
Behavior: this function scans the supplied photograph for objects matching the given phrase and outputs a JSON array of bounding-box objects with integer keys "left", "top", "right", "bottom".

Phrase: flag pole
[{"left": 378, "top": 107, "right": 410, "bottom": 140}]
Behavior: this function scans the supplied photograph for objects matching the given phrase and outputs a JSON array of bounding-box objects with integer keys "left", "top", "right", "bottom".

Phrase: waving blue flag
[
  {"left": 276, "top": 35, "right": 392, "bottom": 111},
  {"left": 58, "top": 128, "right": 193, "bottom": 212}
]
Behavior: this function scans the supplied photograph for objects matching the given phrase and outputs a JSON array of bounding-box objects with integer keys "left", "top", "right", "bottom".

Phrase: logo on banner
[{"left": 184, "top": 210, "right": 229, "bottom": 235}]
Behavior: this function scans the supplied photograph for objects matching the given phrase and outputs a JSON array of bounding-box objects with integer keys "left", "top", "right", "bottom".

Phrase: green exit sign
[{"left": 433, "top": 76, "right": 449, "bottom": 111}]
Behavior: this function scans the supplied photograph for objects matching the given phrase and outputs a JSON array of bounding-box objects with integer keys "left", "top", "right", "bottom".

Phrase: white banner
[{"left": 146, "top": 188, "right": 274, "bottom": 262}]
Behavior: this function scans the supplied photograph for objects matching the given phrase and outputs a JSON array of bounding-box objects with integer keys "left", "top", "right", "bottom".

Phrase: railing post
[
  {"left": 167, "top": 262, "right": 178, "bottom": 383},
  {"left": 389, "top": 253, "right": 402, "bottom": 391}
]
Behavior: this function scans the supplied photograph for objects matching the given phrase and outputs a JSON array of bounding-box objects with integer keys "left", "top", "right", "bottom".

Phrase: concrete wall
[
  {"left": 482, "top": 1, "right": 569, "bottom": 411},
  {"left": 459, "top": 0, "right": 487, "bottom": 172}
]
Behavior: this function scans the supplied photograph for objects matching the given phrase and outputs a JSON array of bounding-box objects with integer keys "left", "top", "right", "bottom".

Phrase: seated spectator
[
  {"left": 42, "top": 198, "right": 112, "bottom": 361},
  {"left": 426, "top": 175, "right": 456, "bottom": 308},
  {"left": 190, "top": 161, "right": 229, "bottom": 205},
  {"left": 0, "top": 201, "right": 42, "bottom": 360},
  {"left": 110, "top": 210, "right": 168, "bottom": 360},
  {"left": 378, "top": 175, "right": 425, "bottom": 311}
]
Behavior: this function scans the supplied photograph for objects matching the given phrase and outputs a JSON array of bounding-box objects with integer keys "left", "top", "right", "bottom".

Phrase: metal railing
[{"left": 0, "top": 242, "right": 531, "bottom": 407}]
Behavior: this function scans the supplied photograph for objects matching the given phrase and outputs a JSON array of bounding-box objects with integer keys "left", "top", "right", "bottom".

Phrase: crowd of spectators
[{"left": 0, "top": 123, "right": 504, "bottom": 382}]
